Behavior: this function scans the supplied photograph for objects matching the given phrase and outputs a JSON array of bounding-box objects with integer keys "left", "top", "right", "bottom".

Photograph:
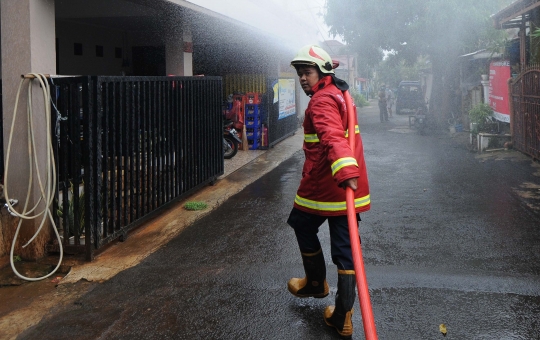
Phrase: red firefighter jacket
[{"left": 294, "top": 76, "right": 371, "bottom": 216}]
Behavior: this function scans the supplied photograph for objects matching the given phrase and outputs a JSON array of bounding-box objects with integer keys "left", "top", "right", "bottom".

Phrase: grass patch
[{"left": 184, "top": 201, "right": 208, "bottom": 211}]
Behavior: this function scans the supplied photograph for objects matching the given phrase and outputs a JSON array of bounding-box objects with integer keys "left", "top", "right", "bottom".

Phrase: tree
[
  {"left": 376, "top": 54, "right": 430, "bottom": 89},
  {"left": 324, "top": 0, "right": 514, "bottom": 121}
]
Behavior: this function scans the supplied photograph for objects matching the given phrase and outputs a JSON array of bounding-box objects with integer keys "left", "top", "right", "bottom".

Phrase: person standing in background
[
  {"left": 378, "top": 85, "right": 388, "bottom": 122},
  {"left": 386, "top": 87, "right": 395, "bottom": 118}
]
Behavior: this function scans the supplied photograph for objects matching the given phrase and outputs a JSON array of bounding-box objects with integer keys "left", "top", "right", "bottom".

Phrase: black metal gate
[
  {"left": 51, "top": 76, "right": 223, "bottom": 260},
  {"left": 510, "top": 65, "right": 540, "bottom": 160}
]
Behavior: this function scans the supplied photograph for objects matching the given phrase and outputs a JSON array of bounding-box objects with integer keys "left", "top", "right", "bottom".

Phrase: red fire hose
[{"left": 344, "top": 90, "right": 378, "bottom": 339}]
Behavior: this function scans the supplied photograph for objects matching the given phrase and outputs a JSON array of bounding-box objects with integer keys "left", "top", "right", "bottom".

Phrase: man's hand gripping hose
[
  {"left": 4, "top": 73, "right": 63, "bottom": 281},
  {"left": 343, "top": 90, "right": 378, "bottom": 339}
]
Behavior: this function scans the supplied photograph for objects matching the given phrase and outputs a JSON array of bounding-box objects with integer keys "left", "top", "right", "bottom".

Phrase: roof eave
[{"left": 492, "top": 0, "right": 540, "bottom": 29}]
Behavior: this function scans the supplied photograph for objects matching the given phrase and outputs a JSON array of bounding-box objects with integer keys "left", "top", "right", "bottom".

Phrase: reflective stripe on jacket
[{"left": 294, "top": 76, "right": 371, "bottom": 216}]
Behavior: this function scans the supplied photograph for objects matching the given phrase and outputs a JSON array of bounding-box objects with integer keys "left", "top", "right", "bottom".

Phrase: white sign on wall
[{"left": 278, "top": 78, "right": 296, "bottom": 120}]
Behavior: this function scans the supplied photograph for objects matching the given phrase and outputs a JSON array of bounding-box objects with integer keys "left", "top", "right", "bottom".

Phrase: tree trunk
[
  {"left": 429, "top": 60, "right": 445, "bottom": 126},
  {"left": 430, "top": 57, "right": 460, "bottom": 129}
]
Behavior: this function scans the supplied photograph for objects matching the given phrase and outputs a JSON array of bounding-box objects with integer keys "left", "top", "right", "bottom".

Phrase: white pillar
[
  {"left": 183, "top": 28, "right": 193, "bottom": 76},
  {"left": 481, "top": 75, "right": 490, "bottom": 104},
  {"left": 1, "top": 0, "right": 56, "bottom": 259},
  {"left": 165, "top": 30, "right": 184, "bottom": 76},
  {"left": 165, "top": 18, "right": 193, "bottom": 76}
]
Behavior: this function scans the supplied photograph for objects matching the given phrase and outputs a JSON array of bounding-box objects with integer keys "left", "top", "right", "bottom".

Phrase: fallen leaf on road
[{"left": 439, "top": 323, "right": 447, "bottom": 336}]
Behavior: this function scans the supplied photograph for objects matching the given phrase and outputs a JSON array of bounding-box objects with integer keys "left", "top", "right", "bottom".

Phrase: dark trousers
[
  {"left": 287, "top": 208, "right": 361, "bottom": 270},
  {"left": 378, "top": 102, "right": 388, "bottom": 122}
]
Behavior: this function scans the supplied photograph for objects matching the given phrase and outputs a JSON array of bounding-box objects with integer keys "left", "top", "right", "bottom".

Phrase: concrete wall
[
  {"left": 56, "top": 20, "right": 130, "bottom": 76},
  {"left": 56, "top": 19, "right": 193, "bottom": 77},
  {"left": 1, "top": 0, "right": 56, "bottom": 260}
]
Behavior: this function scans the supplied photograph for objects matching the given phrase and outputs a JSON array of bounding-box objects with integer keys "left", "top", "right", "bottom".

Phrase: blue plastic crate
[
  {"left": 245, "top": 116, "right": 260, "bottom": 127},
  {"left": 245, "top": 104, "right": 260, "bottom": 117},
  {"left": 248, "top": 138, "right": 260, "bottom": 150},
  {"left": 246, "top": 127, "right": 261, "bottom": 138}
]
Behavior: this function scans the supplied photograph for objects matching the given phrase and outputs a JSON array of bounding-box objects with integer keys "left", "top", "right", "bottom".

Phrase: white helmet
[{"left": 291, "top": 45, "right": 335, "bottom": 74}]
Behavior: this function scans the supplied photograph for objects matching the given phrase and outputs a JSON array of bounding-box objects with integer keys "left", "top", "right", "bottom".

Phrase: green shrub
[
  {"left": 349, "top": 89, "right": 369, "bottom": 107},
  {"left": 469, "top": 103, "right": 493, "bottom": 125}
]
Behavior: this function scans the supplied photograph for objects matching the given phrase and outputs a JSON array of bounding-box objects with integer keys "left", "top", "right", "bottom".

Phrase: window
[
  {"left": 115, "top": 47, "right": 122, "bottom": 59},
  {"left": 96, "top": 45, "right": 104, "bottom": 57}
]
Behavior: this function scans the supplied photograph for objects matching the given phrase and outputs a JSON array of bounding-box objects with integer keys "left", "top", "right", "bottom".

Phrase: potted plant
[{"left": 468, "top": 103, "right": 493, "bottom": 134}]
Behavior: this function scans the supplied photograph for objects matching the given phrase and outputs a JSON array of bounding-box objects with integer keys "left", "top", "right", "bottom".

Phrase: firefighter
[{"left": 287, "top": 45, "right": 371, "bottom": 338}]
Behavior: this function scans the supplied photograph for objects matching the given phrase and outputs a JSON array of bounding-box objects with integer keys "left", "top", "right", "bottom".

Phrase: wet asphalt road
[{"left": 18, "top": 105, "right": 540, "bottom": 339}]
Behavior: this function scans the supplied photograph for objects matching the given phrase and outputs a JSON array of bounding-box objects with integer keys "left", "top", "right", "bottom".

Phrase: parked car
[{"left": 395, "top": 81, "right": 427, "bottom": 115}]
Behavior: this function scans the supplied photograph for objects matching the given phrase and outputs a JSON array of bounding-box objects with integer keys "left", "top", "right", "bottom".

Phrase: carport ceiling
[
  {"left": 55, "top": 0, "right": 276, "bottom": 43},
  {"left": 55, "top": 0, "right": 293, "bottom": 73},
  {"left": 55, "top": 0, "right": 167, "bottom": 32}
]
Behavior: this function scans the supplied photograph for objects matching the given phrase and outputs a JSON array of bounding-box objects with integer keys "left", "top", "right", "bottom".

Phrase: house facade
[
  {"left": 0, "top": 0, "right": 317, "bottom": 260},
  {"left": 492, "top": 0, "right": 540, "bottom": 158}
]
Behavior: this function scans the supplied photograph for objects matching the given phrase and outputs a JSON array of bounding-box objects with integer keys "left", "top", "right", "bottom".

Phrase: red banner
[{"left": 489, "top": 61, "right": 511, "bottom": 123}]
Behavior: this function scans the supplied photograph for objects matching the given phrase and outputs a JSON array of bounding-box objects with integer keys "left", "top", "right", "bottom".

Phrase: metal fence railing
[
  {"left": 510, "top": 65, "right": 540, "bottom": 160},
  {"left": 50, "top": 76, "right": 223, "bottom": 260}
]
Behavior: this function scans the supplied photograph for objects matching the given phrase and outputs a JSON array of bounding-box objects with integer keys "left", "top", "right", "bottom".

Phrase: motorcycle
[
  {"left": 413, "top": 106, "right": 427, "bottom": 135},
  {"left": 223, "top": 120, "right": 242, "bottom": 159}
]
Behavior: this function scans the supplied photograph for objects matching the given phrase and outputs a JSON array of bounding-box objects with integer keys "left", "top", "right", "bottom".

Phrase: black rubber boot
[
  {"left": 324, "top": 270, "right": 356, "bottom": 338},
  {"left": 287, "top": 248, "right": 329, "bottom": 298}
]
